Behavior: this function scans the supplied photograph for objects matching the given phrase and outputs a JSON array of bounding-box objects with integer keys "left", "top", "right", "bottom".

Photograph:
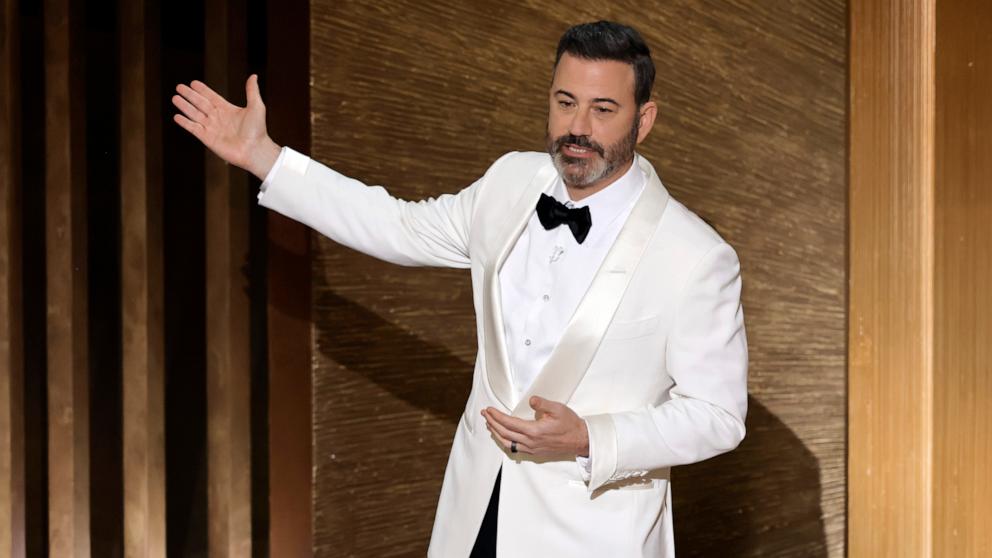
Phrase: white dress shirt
[{"left": 498, "top": 161, "right": 645, "bottom": 403}]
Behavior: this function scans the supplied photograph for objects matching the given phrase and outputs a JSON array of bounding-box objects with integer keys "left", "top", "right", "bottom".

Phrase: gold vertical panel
[
  {"left": 0, "top": 0, "right": 26, "bottom": 555},
  {"left": 310, "top": 1, "right": 847, "bottom": 556},
  {"left": 120, "top": 0, "right": 166, "bottom": 556},
  {"left": 849, "top": 0, "right": 935, "bottom": 556},
  {"left": 204, "top": 0, "right": 252, "bottom": 555},
  {"left": 44, "top": 0, "right": 90, "bottom": 555},
  {"left": 933, "top": 0, "right": 992, "bottom": 555}
]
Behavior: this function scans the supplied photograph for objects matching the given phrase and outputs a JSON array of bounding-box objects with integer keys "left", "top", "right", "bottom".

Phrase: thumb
[
  {"left": 530, "top": 396, "right": 552, "bottom": 415},
  {"left": 246, "top": 74, "right": 262, "bottom": 107}
]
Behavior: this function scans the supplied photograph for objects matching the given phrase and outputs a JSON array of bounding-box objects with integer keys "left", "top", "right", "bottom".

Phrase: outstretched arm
[
  {"left": 172, "top": 74, "right": 281, "bottom": 181},
  {"left": 171, "top": 74, "right": 487, "bottom": 269}
]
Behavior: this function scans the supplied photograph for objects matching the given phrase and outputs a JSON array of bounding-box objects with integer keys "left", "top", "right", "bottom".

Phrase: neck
[{"left": 564, "top": 157, "right": 635, "bottom": 202}]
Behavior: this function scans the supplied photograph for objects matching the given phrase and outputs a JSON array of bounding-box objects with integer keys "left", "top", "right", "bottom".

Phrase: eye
[
  {"left": 593, "top": 106, "right": 614, "bottom": 114},
  {"left": 557, "top": 99, "right": 575, "bottom": 109}
]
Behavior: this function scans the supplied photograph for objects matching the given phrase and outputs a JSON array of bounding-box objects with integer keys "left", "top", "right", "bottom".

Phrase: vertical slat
[
  {"left": 120, "top": 0, "right": 166, "bottom": 556},
  {"left": 204, "top": 0, "right": 252, "bottom": 555},
  {"left": 0, "top": 0, "right": 26, "bottom": 555},
  {"left": 44, "top": 0, "right": 90, "bottom": 555},
  {"left": 849, "top": 0, "right": 936, "bottom": 556},
  {"left": 264, "top": 0, "right": 312, "bottom": 554},
  {"left": 933, "top": 0, "right": 992, "bottom": 555}
]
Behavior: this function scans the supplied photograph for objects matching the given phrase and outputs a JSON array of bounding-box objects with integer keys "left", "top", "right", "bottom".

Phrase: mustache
[{"left": 551, "top": 134, "right": 605, "bottom": 156}]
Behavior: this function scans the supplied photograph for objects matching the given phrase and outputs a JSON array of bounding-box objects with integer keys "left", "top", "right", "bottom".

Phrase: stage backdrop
[{"left": 307, "top": 2, "right": 846, "bottom": 556}]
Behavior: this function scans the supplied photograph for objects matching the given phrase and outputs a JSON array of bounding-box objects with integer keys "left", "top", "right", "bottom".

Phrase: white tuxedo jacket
[{"left": 259, "top": 148, "right": 748, "bottom": 558}]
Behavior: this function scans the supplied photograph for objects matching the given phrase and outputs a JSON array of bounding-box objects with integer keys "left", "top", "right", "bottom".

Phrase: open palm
[{"left": 172, "top": 75, "right": 278, "bottom": 179}]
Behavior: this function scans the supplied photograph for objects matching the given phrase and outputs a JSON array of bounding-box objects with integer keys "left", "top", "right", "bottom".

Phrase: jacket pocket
[
  {"left": 604, "top": 315, "right": 661, "bottom": 341},
  {"left": 567, "top": 478, "right": 658, "bottom": 491}
]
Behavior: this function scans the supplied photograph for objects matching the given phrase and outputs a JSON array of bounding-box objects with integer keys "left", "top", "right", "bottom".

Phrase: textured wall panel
[{"left": 309, "top": 2, "right": 846, "bottom": 556}]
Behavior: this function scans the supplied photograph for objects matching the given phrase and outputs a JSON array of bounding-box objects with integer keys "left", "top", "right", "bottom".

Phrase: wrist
[
  {"left": 248, "top": 136, "right": 282, "bottom": 181},
  {"left": 577, "top": 419, "right": 590, "bottom": 457}
]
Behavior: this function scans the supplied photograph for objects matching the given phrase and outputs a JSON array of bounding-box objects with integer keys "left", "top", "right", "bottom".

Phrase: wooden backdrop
[
  {"left": 307, "top": 1, "right": 846, "bottom": 556},
  {"left": 849, "top": 1, "right": 992, "bottom": 556}
]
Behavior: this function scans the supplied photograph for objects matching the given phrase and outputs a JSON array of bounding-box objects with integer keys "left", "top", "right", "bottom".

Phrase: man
[{"left": 173, "top": 21, "right": 747, "bottom": 558}]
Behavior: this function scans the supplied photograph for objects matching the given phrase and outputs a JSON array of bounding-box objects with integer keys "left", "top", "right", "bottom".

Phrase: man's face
[{"left": 546, "top": 53, "right": 654, "bottom": 192}]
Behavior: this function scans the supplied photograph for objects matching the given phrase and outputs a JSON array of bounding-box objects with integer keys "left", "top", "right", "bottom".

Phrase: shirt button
[
  {"left": 542, "top": 294, "right": 550, "bottom": 302},
  {"left": 524, "top": 339, "right": 532, "bottom": 346}
]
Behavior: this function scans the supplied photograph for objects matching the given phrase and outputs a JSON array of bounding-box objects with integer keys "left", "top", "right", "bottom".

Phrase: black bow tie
[{"left": 535, "top": 193, "right": 592, "bottom": 244}]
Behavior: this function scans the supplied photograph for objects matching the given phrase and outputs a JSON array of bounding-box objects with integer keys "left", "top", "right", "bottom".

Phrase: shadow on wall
[
  {"left": 674, "top": 396, "right": 828, "bottom": 557},
  {"left": 313, "top": 289, "right": 473, "bottom": 425},
  {"left": 311, "top": 290, "right": 826, "bottom": 556}
]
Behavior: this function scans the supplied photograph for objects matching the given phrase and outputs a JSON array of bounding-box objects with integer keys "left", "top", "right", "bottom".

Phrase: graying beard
[{"left": 547, "top": 117, "right": 639, "bottom": 189}]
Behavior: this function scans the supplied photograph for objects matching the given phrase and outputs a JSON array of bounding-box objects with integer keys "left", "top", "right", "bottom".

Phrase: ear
[{"left": 635, "top": 100, "right": 658, "bottom": 145}]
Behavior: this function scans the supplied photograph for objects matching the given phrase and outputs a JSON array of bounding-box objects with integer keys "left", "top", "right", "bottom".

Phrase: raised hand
[
  {"left": 171, "top": 74, "right": 281, "bottom": 180},
  {"left": 482, "top": 396, "right": 590, "bottom": 457}
]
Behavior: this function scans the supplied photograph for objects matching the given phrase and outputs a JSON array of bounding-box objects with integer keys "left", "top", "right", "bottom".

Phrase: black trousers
[{"left": 469, "top": 468, "right": 501, "bottom": 558}]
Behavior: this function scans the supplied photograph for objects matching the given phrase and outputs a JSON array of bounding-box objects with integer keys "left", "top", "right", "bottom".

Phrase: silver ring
[{"left": 510, "top": 441, "right": 518, "bottom": 453}]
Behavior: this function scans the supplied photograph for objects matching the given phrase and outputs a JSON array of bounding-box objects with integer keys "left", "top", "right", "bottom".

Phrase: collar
[{"left": 550, "top": 154, "right": 646, "bottom": 244}]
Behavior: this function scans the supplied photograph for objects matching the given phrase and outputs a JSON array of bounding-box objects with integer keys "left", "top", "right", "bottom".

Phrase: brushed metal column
[
  {"left": 120, "top": 0, "right": 166, "bottom": 556},
  {"left": 0, "top": 0, "right": 26, "bottom": 554},
  {"left": 204, "top": 0, "right": 252, "bottom": 555},
  {"left": 44, "top": 0, "right": 90, "bottom": 555}
]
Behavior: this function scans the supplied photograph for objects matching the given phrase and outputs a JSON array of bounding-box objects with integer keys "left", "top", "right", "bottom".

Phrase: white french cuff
[
  {"left": 257, "top": 146, "right": 310, "bottom": 199},
  {"left": 574, "top": 418, "right": 594, "bottom": 482},
  {"left": 583, "top": 413, "right": 619, "bottom": 492}
]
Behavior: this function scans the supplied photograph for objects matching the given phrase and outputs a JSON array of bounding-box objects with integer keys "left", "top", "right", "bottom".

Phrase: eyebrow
[{"left": 553, "top": 89, "right": 622, "bottom": 107}]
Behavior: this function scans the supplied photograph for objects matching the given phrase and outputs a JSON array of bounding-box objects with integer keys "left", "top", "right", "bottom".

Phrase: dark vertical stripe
[
  {"left": 247, "top": 0, "right": 270, "bottom": 553},
  {"left": 19, "top": 0, "right": 49, "bottom": 554},
  {"left": 263, "top": 0, "right": 311, "bottom": 554},
  {"left": 161, "top": 0, "right": 207, "bottom": 555},
  {"left": 85, "top": 0, "right": 124, "bottom": 555}
]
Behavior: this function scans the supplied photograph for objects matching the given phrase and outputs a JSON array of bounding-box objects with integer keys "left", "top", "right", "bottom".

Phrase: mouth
[{"left": 561, "top": 143, "right": 600, "bottom": 159}]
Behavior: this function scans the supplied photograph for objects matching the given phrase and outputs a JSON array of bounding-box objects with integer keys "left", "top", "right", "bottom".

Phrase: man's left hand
[{"left": 482, "top": 397, "right": 590, "bottom": 457}]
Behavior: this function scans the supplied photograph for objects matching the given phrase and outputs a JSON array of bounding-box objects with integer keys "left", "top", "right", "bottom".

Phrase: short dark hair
[{"left": 554, "top": 21, "right": 655, "bottom": 107}]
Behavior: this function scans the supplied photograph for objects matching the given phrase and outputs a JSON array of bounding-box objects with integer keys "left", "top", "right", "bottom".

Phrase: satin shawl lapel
[
  {"left": 511, "top": 159, "right": 670, "bottom": 418},
  {"left": 482, "top": 162, "right": 560, "bottom": 410}
]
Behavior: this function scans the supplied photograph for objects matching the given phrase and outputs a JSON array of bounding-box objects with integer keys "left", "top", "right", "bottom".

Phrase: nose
[{"left": 568, "top": 107, "right": 593, "bottom": 138}]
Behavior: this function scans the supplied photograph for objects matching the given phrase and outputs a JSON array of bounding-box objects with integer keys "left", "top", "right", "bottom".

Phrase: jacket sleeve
[
  {"left": 257, "top": 146, "right": 493, "bottom": 268},
  {"left": 584, "top": 242, "right": 749, "bottom": 491}
]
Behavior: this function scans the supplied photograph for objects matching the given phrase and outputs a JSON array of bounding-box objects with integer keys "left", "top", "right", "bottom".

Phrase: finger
[
  {"left": 485, "top": 423, "right": 533, "bottom": 455},
  {"left": 245, "top": 74, "right": 262, "bottom": 108},
  {"left": 483, "top": 408, "right": 537, "bottom": 437},
  {"left": 172, "top": 94, "right": 206, "bottom": 123},
  {"left": 486, "top": 423, "right": 510, "bottom": 446},
  {"left": 176, "top": 83, "right": 215, "bottom": 117},
  {"left": 485, "top": 413, "right": 532, "bottom": 446},
  {"left": 173, "top": 113, "right": 206, "bottom": 141},
  {"left": 190, "top": 79, "right": 229, "bottom": 108}
]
